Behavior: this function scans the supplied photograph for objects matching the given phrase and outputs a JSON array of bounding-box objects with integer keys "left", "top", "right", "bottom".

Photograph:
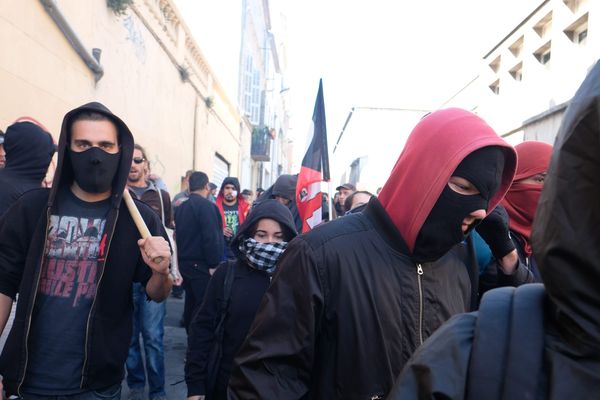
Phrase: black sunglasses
[{"left": 132, "top": 157, "right": 146, "bottom": 164}]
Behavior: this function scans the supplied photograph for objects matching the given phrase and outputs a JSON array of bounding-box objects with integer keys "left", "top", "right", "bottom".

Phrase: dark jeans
[
  {"left": 125, "top": 283, "right": 166, "bottom": 398},
  {"left": 180, "top": 261, "right": 212, "bottom": 332},
  {"left": 18, "top": 384, "right": 121, "bottom": 399}
]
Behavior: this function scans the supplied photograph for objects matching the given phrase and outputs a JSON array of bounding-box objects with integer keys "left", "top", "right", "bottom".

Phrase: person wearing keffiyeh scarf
[{"left": 185, "top": 199, "right": 297, "bottom": 400}]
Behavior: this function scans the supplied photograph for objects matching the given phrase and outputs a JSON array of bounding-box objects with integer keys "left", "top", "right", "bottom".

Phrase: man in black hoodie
[
  {"left": 0, "top": 121, "right": 55, "bottom": 216},
  {"left": 215, "top": 177, "right": 250, "bottom": 261},
  {"left": 0, "top": 103, "right": 172, "bottom": 399}
]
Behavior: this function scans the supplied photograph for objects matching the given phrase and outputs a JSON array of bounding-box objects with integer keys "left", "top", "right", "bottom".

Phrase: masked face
[
  {"left": 69, "top": 147, "right": 120, "bottom": 194},
  {"left": 69, "top": 119, "right": 120, "bottom": 194},
  {"left": 412, "top": 146, "right": 504, "bottom": 263}
]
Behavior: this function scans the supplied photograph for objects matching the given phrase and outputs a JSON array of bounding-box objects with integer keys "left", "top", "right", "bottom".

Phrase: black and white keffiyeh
[{"left": 238, "top": 238, "right": 288, "bottom": 274}]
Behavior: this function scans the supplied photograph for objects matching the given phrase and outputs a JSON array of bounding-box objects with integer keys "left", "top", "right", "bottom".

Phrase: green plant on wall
[{"left": 107, "top": 0, "right": 133, "bottom": 15}]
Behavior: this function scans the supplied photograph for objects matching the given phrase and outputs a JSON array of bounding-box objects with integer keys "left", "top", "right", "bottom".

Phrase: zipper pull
[{"left": 417, "top": 263, "right": 423, "bottom": 275}]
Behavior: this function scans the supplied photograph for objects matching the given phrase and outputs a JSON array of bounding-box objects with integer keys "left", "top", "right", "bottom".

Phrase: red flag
[{"left": 296, "top": 80, "right": 330, "bottom": 233}]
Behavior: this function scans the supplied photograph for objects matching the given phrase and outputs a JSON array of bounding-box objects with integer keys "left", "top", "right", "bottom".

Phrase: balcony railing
[{"left": 251, "top": 127, "right": 271, "bottom": 161}]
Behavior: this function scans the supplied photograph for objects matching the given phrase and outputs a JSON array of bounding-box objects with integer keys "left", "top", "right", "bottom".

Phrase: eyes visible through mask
[
  {"left": 447, "top": 176, "right": 480, "bottom": 196},
  {"left": 253, "top": 218, "right": 285, "bottom": 244}
]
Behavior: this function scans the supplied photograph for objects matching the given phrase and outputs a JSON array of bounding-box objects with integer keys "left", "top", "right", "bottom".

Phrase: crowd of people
[{"left": 0, "top": 60, "right": 599, "bottom": 400}]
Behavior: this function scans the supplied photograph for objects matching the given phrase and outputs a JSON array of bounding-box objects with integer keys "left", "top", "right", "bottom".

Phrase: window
[
  {"left": 509, "top": 62, "right": 523, "bottom": 81},
  {"left": 509, "top": 36, "right": 524, "bottom": 57},
  {"left": 488, "top": 56, "right": 501, "bottom": 73},
  {"left": 489, "top": 79, "right": 500, "bottom": 95},
  {"left": 563, "top": 0, "right": 588, "bottom": 13},
  {"left": 533, "top": 41, "right": 552, "bottom": 65},
  {"left": 564, "top": 13, "right": 589, "bottom": 45},
  {"left": 533, "top": 12, "right": 553, "bottom": 38}
]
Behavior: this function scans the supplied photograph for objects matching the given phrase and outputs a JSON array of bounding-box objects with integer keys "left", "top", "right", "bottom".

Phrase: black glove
[{"left": 475, "top": 205, "right": 515, "bottom": 259}]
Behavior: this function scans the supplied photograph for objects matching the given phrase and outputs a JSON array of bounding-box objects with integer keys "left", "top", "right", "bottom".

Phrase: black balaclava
[
  {"left": 412, "top": 146, "right": 505, "bottom": 262},
  {"left": 69, "top": 147, "right": 121, "bottom": 194}
]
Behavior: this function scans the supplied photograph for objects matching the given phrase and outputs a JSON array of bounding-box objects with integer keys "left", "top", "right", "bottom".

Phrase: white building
[{"left": 476, "top": 0, "right": 599, "bottom": 143}]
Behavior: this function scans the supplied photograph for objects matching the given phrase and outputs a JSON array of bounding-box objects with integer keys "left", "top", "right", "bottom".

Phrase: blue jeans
[
  {"left": 19, "top": 384, "right": 121, "bottom": 399},
  {"left": 126, "top": 283, "right": 166, "bottom": 398}
]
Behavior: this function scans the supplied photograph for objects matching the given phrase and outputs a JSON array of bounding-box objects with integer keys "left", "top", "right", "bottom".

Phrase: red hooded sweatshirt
[
  {"left": 216, "top": 177, "right": 249, "bottom": 229},
  {"left": 501, "top": 141, "right": 553, "bottom": 256},
  {"left": 378, "top": 108, "right": 517, "bottom": 253}
]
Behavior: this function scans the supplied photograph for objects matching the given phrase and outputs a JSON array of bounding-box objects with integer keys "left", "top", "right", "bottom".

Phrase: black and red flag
[{"left": 296, "top": 79, "right": 330, "bottom": 233}]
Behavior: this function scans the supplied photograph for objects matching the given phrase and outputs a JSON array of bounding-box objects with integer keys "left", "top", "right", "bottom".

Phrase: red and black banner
[{"left": 296, "top": 80, "right": 330, "bottom": 233}]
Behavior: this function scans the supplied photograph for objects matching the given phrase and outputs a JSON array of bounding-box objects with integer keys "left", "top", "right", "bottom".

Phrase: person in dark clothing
[
  {"left": 388, "top": 60, "right": 600, "bottom": 400},
  {"left": 175, "top": 172, "right": 224, "bottom": 331},
  {"left": 500, "top": 141, "right": 552, "bottom": 281},
  {"left": 474, "top": 141, "right": 551, "bottom": 293},
  {"left": 228, "top": 108, "right": 518, "bottom": 399},
  {"left": 215, "top": 177, "right": 250, "bottom": 261},
  {"left": 254, "top": 174, "right": 303, "bottom": 233},
  {"left": 0, "top": 121, "right": 55, "bottom": 216},
  {"left": 343, "top": 190, "right": 374, "bottom": 214},
  {"left": 126, "top": 143, "right": 175, "bottom": 400},
  {"left": 185, "top": 199, "right": 297, "bottom": 400},
  {"left": 0, "top": 102, "right": 172, "bottom": 398}
]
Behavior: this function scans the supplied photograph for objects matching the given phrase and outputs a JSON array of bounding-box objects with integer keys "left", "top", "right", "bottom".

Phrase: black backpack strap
[
  {"left": 467, "top": 284, "right": 546, "bottom": 400},
  {"left": 221, "top": 260, "right": 236, "bottom": 313},
  {"left": 501, "top": 283, "right": 546, "bottom": 399},
  {"left": 467, "top": 286, "right": 514, "bottom": 400},
  {"left": 207, "top": 260, "right": 237, "bottom": 397}
]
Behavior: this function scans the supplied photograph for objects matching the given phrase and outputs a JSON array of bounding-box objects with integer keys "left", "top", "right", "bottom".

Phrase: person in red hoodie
[
  {"left": 215, "top": 177, "right": 250, "bottom": 261},
  {"left": 228, "top": 108, "right": 517, "bottom": 399}
]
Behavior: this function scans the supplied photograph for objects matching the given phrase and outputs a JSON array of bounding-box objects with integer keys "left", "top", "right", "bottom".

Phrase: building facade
[
  {"left": 0, "top": 0, "right": 244, "bottom": 192},
  {"left": 239, "top": 0, "right": 293, "bottom": 191},
  {"left": 477, "top": 0, "right": 598, "bottom": 143}
]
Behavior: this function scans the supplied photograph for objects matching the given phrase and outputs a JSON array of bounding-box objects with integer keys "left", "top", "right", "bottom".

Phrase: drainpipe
[{"left": 39, "top": 0, "right": 104, "bottom": 82}]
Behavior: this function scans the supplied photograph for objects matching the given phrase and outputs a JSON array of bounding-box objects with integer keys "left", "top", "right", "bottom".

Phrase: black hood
[
  {"left": 49, "top": 102, "right": 134, "bottom": 209},
  {"left": 230, "top": 199, "right": 298, "bottom": 259},
  {"left": 219, "top": 177, "right": 241, "bottom": 194},
  {"left": 2, "top": 121, "right": 55, "bottom": 181},
  {"left": 272, "top": 174, "right": 297, "bottom": 201},
  {"left": 532, "top": 60, "right": 600, "bottom": 351}
]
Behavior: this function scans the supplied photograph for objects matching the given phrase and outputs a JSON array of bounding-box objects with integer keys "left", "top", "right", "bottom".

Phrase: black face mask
[
  {"left": 69, "top": 147, "right": 120, "bottom": 194},
  {"left": 412, "top": 146, "right": 504, "bottom": 263}
]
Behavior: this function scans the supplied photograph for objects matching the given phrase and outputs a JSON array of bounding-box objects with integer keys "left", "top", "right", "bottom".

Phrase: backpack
[
  {"left": 467, "top": 283, "right": 547, "bottom": 400},
  {"left": 205, "top": 260, "right": 236, "bottom": 399}
]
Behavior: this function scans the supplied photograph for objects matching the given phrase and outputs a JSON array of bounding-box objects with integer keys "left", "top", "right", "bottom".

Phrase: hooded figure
[
  {"left": 0, "top": 102, "right": 170, "bottom": 397},
  {"left": 388, "top": 61, "right": 600, "bottom": 400},
  {"left": 0, "top": 121, "right": 55, "bottom": 216},
  {"left": 503, "top": 141, "right": 552, "bottom": 257},
  {"left": 186, "top": 200, "right": 297, "bottom": 400},
  {"left": 254, "top": 174, "right": 303, "bottom": 232},
  {"left": 215, "top": 177, "right": 250, "bottom": 260},
  {"left": 228, "top": 108, "right": 516, "bottom": 399}
]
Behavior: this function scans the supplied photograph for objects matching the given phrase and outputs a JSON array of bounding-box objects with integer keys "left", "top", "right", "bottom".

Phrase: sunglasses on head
[{"left": 133, "top": 157, "right": 146, "bottom": 164}]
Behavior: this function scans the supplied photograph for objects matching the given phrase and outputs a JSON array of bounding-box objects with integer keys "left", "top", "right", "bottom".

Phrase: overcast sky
[{"left": 176, "top": 0, "right": 542, "bottom": 188}]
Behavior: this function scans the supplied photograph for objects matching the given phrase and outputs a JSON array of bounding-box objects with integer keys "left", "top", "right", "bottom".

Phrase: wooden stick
[{"left": 123, "top": 189, "right": 163, "bottom": 263}]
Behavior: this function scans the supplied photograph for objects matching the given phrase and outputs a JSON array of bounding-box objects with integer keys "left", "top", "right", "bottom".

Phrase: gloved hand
[{"left": 475, "top": 205, "right": 516, "bottom": 259}]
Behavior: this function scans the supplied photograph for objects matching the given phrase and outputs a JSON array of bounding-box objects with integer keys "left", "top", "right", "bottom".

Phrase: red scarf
[
  {"left": 502, "top": 183, "right": 542, "bottom": 256},
  {"left": 501, "top": 141, "right": 553, "bottom": 256}
]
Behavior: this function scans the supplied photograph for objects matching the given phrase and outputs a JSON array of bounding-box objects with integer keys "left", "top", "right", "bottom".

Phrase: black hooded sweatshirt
[
  {"left": 388, "top": 60, "right": 600, "bottom": 400},
  {"left": 255, "top": 174, "right": 303, "bottom": 232},
  {"left": 0, "top": 121, "right": 55, "bottom": 216},
  {"left": 185, "top": 199, "right": 297, "bottom": 398},
  {"left": 0, "top": 102, "right": 167, "bottom": 397}
]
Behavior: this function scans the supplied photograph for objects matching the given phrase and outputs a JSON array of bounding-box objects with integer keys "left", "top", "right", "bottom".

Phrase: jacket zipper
[
  {"left": 416, "top": 263, "right": 424, "bottom": 346},
  {"left": 18, "top": 208, "right": 51, "bottom": 397},
  {"left": 80, "top": 209, "right": 119, "bottom": 388}
]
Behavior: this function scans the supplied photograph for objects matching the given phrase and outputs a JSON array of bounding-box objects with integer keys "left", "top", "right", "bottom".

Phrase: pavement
[{"left": 121, "top": 295, "right": 188, "bottom": 399}]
